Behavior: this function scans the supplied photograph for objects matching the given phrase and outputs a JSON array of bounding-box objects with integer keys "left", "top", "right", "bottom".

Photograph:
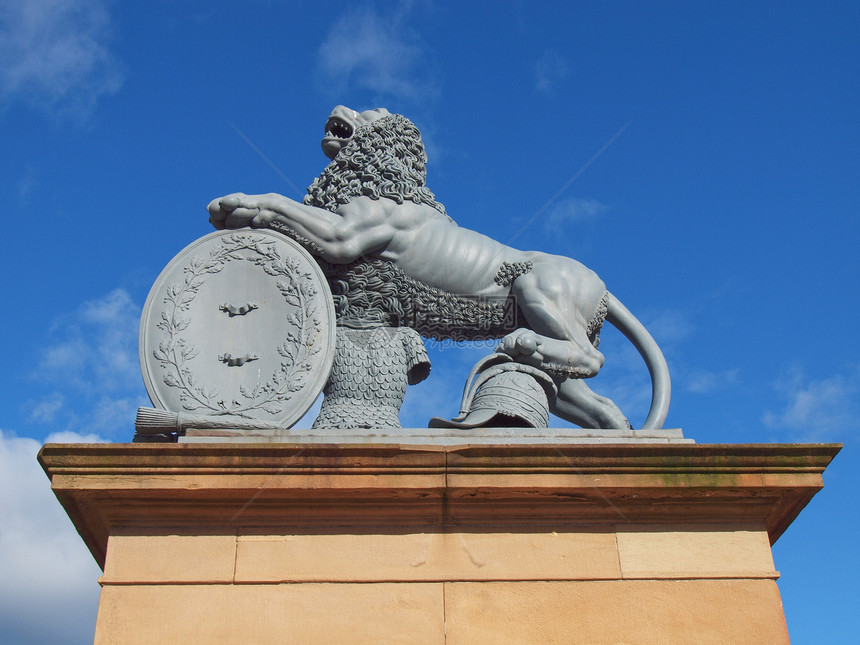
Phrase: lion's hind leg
[
  {"left": 503, "top": 261, "right": 606, "bottom": 378},
  {"left": 553, "top": 379, "right": 631, "bottom": 429}
]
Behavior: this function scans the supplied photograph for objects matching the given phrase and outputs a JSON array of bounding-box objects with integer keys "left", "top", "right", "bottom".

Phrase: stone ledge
[
  {"left": 180, "top": 426, "right": 694, "bottom": 444},
  {"left": 39, "top": 442, "right": 840, "bottom": 569}
]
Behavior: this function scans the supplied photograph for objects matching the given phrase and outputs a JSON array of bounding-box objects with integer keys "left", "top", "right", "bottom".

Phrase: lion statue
[{"left": 208, "top": 106, "right": 670, "bottom": 429}]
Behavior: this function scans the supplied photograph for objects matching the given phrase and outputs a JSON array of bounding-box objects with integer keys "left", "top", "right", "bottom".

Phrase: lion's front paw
[
  {"left": 498, "top": 329, "right": 545, "bottom": 366},
  {"left": 208, "top": 193, "right": 262, "bottom": 230}
]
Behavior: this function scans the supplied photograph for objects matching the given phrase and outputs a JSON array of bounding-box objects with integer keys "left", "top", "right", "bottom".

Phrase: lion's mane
[{"left": 304, "top": 114, "right": 448, "bottom": 219}]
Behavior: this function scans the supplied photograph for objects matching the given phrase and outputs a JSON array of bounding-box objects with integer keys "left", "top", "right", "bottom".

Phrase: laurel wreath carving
[{"left": 152, "top": 233, "right": 322, "bottom": 418}]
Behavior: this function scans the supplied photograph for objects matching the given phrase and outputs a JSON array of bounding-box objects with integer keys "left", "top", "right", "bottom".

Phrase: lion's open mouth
[{"left": 325, "top": 117, "right": 353, "bottom": 140}]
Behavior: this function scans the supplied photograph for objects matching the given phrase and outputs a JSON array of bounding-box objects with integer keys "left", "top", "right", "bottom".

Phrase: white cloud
[
  {"left": 535, "top": 50, "right": 569, "bottom": 93},
  {"left": 31, "top": 288, "right": 148, "bottom": 439},
  {"left": 25, "top": 392, "right": 65, "bottom": 424},
  {"left": 44, "top": 430, "right": 107, "bottom": 443},
  {"left": 762, "top": 365, "right": 859, "bottom": 440},
  {"left": 0, "top": 429, "right": 102, "bottom": 644},
  {"left": 544, "top": 197, "right": 609, "bottom": 230},
  {"left": 0, "top": 0, "right": 123, "bottom": 116},
  {"left": 39, "top": 288, "right": 141, "bottom": 391},
  {"left": 317, "top": 4, "right": 434, "bottom": 100},
  {"left": 88, "top": 396, "right": 141, "bottom": 433},
  {"left": 39, "top": 337, "right": 88, "bottom": 375}
]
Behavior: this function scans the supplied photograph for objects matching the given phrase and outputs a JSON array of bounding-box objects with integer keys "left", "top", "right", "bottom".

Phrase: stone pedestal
[{"left": 39, "top": 442, "right": 839, "bottom": 644}]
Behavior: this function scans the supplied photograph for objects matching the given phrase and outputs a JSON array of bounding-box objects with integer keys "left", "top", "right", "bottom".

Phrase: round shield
[{"left": 139, "top": 229, "right": 336, "bottom": 429}]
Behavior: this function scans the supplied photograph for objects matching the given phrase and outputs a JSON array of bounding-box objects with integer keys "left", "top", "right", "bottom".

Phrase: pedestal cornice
[{"left": 39, "top": 442, "right": 840, "bottom": 569}]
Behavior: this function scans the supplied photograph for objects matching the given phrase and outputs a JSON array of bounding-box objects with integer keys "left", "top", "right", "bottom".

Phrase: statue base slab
[
  {"left": 39, "top": 442, "right": 839, "bottom": 644},
  {"left": 180, "top": 425, "right": 693, "bottom": 444}
]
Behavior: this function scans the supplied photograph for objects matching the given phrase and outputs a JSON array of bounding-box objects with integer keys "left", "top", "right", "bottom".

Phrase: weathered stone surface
[
  {"left": 444, "top": 580, "right": 790, "bottom": 644},
  {"left": 616, "top": 525, "right": 776, "bottom": 579},
  {"left": 233, "top": 529, "right": 621, "bottom": 583},
  {"left": 40, "top": 442, "right": 838, "bottom": 644},
  {"left": 95, "top": 583, "right": 445, "bottom": 645},
  {"left": 102, "top": 530, "right": 236, "bottom": 584},
  {"left": 39, "top": 442, "right": 839, "bottom": 566}
]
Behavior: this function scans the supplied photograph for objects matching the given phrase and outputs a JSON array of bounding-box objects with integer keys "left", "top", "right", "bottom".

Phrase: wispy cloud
[
  {"left": 0, "top": 0, "right": 123, "bottom": 117},
  {"left": 0, "top": 430, "right": 102, "bottom": 644},
  {"left": 44, "top": 430, "right": 107, "bottom": 443},
  {"left": 39, "top": 288, "right": 141, "bottom": 390},
  {"left": 30, "top": 288, "right": 148, "bottom": 437},
  {"left": 89, "top": 396, "right": 141, "bottom": 433},
  {"left": 544, "top": 197, "right": 609, "bottom": 230},
  {"left": 762, "top": 364, "right": 859, "bottom": 440},
  {"left": 317, "top": 4, "right": 435, "bottom": 101},
  {"left": 535, "top": 50, "right": 569, "bottom": 93},
  {"left": 25, "top": 392, "right": 65, "bottom": 424},
  {"left": 685, "top": 368, "right": 740, "bottom": 394},
  {"left": 641, "top": 309, "right": 694, "bottom": 347}
]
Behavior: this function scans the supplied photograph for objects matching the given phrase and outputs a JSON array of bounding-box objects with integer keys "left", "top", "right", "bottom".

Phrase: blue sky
[{"left": 1, "top": 1, "right": 857, "bottom": 642}]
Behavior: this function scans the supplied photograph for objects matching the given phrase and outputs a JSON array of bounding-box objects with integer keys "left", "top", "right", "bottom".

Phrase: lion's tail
[{"left": 605, "top": 292, "right": 671, "bottom": 430}]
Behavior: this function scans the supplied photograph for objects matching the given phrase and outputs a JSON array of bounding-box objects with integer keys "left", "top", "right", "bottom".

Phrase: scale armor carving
[{"left": 313, "top": 326, "right": 430, "bottom": 429}]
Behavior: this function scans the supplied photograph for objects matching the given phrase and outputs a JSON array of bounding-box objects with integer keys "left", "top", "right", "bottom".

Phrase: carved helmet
[{"left": 429, "top": 355, "right": 557, "bottom": 429}]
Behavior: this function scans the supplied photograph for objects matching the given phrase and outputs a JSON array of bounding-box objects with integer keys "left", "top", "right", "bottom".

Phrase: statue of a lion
[{"left": 208, "top": 106, "right": 670, "bottom": 429}]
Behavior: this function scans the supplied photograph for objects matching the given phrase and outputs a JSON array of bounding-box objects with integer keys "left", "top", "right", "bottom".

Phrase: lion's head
[
  {"left": 304, "top": 105, "right": 448, "bottom": 219},
  {"left": 319, "top": 106, "right": 392, "bottom": 160}
]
